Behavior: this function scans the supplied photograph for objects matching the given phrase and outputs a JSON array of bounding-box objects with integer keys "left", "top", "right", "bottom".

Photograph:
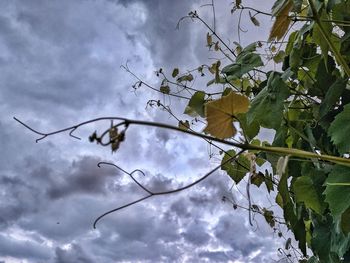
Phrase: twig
[{"left": 93, "top": 150, "right": 244, "bottom": 227}]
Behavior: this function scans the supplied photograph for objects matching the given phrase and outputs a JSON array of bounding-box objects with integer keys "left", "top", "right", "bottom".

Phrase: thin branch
[
  {"left": 121, "top": 64, "right": 190, "bottom": 100},
  {"left": 238, "top": 6, "right": 272, "bottom": 17},
  {"left": 98, "top": 162, "right": 152, "bottom": 194},
  {"left": 93, "top": 150, "right": 244, "bottom": 228}
]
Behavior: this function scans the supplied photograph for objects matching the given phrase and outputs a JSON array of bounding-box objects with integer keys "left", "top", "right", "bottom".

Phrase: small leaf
[
  {"left": 221, "top": 150, "right": 250, "bottom": 184},
  {"left": 249, "top": 11, "right": 260, "bottom": 26},
  {"left": 178, "top": 120, "right": 190, "bottom": 130},
  {"left": 235, "top": 0, "right": 241, "bottom": 8},
  {"left": 285, "top": 238, "right": 292, "bottom": 250},
  {"left": 207, "top": 32, "right": 212, "bottom": 47},
  {"left": 177, "top": 74, "right": 194, "bottom": 82},
  {"left": 172, "top": 68, "right": 179, "bottom": 78},
  {"left": 109, "top": 127, "right": 121, "bottom": 153},
  {"left": 251, "top": 172, "right": 264, "bottom": 187},
  {"left": 214, "top": 41, "right": 219, "bottom": 51},
  {"left": 204, "top": 92, "right": 249, "bottom": 139},
  {"left": 262, "top": 208, "right": 275, "bottom": 227},
  {"left": 184, "top": 91, "right": 206, "bottom": 117},
  {"left": 273, "top": 50, "right": 286, "bottom": 63},
  {"left": 160, "top": 85, "right": 170, "bottom": 94}
]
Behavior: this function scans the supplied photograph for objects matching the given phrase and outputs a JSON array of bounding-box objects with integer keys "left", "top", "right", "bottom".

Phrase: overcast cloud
[{"left": 0, "top": 0, "right": 291, "bottom": 262}]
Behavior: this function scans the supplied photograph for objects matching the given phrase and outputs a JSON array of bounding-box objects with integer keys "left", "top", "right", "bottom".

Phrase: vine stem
[
  {"left": 307, "top": 0, "right": 350, "bottom": 77},
  {"left": 14, "top": 116, "right": 350, "bottom": 167}
]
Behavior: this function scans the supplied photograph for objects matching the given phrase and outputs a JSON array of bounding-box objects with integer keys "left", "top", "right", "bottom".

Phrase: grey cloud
[
  {"left": 54, "top": 243, "right": 94, "bottom": 263},
  {"left": 0, "top": 0, "right": 150, "bottom": 121},
  {"left": 115, "top": 0, "right": 199, "bottom": 68},
  {"left": 181, "top": 219, "right": 211, "bottom": 246},
  {"left": 0, "top": 233, "right": 51, "bottom": 261},
  {"left": 47, "top": 156, "right": 116, "bottom": 199},
  {"left": 0, "top": 173, "right": 45, "bottom": 228},
  {"left": 199, "top": 250, "right": 239, "bottom": 262}
]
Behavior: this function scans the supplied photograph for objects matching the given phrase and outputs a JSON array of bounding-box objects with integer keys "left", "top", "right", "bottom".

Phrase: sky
[{"left": 0, "top": 0, "right": 292, "bottom": 262}]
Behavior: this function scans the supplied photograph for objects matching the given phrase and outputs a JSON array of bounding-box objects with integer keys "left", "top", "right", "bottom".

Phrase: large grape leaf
[
  {"left": 247, "top": 72, "right": 290, "bottom": 130},
  {"left": 328, "top": 103, "right": 350, "bottom": 154},
  {"left": 324, "top": 165, "right": 350, "bottom": 217},
  {"left": 204, "top": 92, "right": 249, "bottom": 139},
  {"left": 293, "top": 176, "right": 326, "bottom": 214}
]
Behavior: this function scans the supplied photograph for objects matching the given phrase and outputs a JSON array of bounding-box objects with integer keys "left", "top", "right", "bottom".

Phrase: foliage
[{"left": 151, "top": 1, "right": 350, "bottom": 262}]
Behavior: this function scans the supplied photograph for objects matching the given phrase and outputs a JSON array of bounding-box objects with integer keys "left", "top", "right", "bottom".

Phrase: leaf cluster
[{"left": 165, "top": 1, "right": 350, "bottom": 262}]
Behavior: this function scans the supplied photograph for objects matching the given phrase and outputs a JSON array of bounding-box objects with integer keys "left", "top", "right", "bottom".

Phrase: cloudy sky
[{"left": 0, "top": 0, "right": 292, "bottom": 262}]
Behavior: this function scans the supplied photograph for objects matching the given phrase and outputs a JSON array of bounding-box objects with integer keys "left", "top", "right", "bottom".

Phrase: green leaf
[
  {"left": 247, "top": 72, "right": 290, "bottom": 130},
  {"left": 236, "top": 113, "right": 260, "bottom": 140},
  {"left": 325, "top": 165, "right": 350, "bottom": 217},
  {"left": 311, "top": 219, "right": 332, "bottom": 262},
  {"left": 262, "top": 208, "right": 275, "bottom": 227},
  {"left": 251, "top": 172, "right": 264, "bottom": 187},
  {"left": 310, "top": 56, "right": 337, "bottom": 97},
  {"left": 319, "top": 78, "right": 347, "bottom": 118},
  {"left": 313, "top": 10, "right": 332, "bottom": 63},
  {"left": 273, "top": 50, "right": 286, "bottom": 63},
  {"left": 306, "top": 256, "right": 319, "bottom": 263},
  {"left": 160, "top": 85, "right": 170, "bottom": 94},
  {"left": 328, "top": 103, "right": 350, "bottom": 154},
  {"left": 184, "top": 91, "right": 206, "bottom": 117},
  {"left": 285, "top": 31, "right": 298, "bottom": 55},
  {"left": 293, "top": 176, "right": 325, "bottom": 214},
  {"left": 340, "top": 32, "right": 350, "bottom": 58},
  {"left": 241, "top": 42, "right": 258, "bottom": 53},
  {"left": 177, "top": 74, "right": 193, "bottom": 82},
  {"left": 222, "top": 45, "right": 263, "bottom": 78},
  {"left": 221, "top": 150, "right": 249, "bottom": 184},
  {"left": 292, "top": 0, "right": 302, "bottom": 12},
  {"left": 341, "top": 206, "right": 350, "bottom": 235},
  {"left": 172, "top": 68, "right": 179, "bottom": 78}
]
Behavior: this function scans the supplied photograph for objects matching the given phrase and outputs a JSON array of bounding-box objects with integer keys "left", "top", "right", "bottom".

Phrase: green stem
[{"left": 307, "top": 0, "right": 350, "bottom": 77}]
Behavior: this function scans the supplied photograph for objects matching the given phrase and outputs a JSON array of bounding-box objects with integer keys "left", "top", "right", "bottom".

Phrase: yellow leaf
[
  {"left": 207, "top": 32, "right": 212, "bottom": 47},
  {"left": 204, "top": 92, "right": 249, "bottom": 139},
  {"left": 269, "top": 1, "right": 293, "bottom": 41}
]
